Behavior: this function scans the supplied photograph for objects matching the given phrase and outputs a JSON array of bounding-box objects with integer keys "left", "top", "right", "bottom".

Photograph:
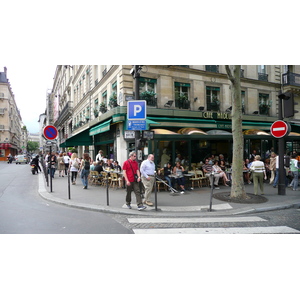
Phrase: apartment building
[
  {"left": 47, "top": 65, "right": 300, "bottom": 167},
  {"left": 0, "top": 67, "right": 23, "bottom": 161}
]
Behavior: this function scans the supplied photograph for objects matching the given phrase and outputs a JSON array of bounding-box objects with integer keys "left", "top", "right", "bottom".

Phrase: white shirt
[{"left": 140, "top": 159, "right": 155, "bottom": 178}]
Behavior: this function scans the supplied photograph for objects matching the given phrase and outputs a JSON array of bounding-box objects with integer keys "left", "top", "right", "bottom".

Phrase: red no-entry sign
[
  {"left": 43, "top": 125, "right": 58, "bottom": 140},
  {"left": 270, "top": 120, "right": 290, "bottom": 138}
]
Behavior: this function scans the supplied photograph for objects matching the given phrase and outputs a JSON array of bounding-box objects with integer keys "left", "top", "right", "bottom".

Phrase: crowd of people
[{"left": 32, "top": 147, "right": 300, "bottom": 210}]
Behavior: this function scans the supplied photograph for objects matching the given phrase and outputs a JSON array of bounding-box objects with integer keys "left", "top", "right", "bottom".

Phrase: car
[{"left": 15, "top": 155, "right": 29, "bottom": 164}]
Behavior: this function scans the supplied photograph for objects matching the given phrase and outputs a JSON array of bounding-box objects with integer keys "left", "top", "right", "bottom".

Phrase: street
[{"left": 0, "top": 162, "right": 131, "bottom": 234}]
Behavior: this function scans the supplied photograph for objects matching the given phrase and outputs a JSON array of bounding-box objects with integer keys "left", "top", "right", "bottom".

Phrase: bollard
[
  {"left": 106, "top": 172, "right": 109, "bottom": 206},
  {"left": 154, "top": 172, "right": 158, "bottom": 211},
  {"left": 68, "top": 170, "right": 71, "bottom": 200},
  {"left": 209, "top": 172, "right": 214, "bottom": 212}
]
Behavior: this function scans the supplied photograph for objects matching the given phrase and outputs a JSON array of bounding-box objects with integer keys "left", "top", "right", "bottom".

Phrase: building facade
[
  {"left": 0, "top": 67, "right": 23, "bottom": 161},
  {"left": 46, "top": 65, "right": 300, "bottom": 167}
]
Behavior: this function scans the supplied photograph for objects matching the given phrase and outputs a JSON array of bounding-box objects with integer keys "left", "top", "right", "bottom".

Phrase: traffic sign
[
  {"left": 127, "top": 120, "right": 146, "bottom": 130},
  {"left": 270, "top": 120, "right": 290, "bottom": 138},
  {"left": 127, "top": 100, "right": 147, "bottom": 120},
  {"left": 44, "top": 125, "right": 58, "bottom": 140}
]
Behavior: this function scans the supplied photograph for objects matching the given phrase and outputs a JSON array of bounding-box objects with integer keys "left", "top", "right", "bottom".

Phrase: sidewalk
[{"left": 38, "top": 172, "right": 300, "bottom": 217}]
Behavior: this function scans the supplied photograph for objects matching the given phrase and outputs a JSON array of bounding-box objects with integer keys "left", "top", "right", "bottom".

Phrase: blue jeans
[
  {"left": 81, "top": 169, "right": 90, "bottom": 187},
  {"left": 290, "top": 171, "right": 299, "bottom": 190},
  {"left": 273, "top": 168, "right": 288, "bottom": 187}
]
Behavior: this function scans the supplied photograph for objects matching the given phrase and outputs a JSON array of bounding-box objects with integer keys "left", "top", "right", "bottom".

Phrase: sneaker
[
  {"left": 137, "top": 205, "right": 146, "bottom": 211},
  {"left": 143, "top": 200, "right": 154, "bottom": 206},
  {"left": 293, "top": 189, "right": 298, "bottom": 191},
  {"left": 126, "top": 204, "right": 132, "bottom": 209},
  {"left": 180, "top": 191, "right": 185, "bottom": 194},
  {"left": 214, "top": 186, "right": 220, "bottom": 190}
]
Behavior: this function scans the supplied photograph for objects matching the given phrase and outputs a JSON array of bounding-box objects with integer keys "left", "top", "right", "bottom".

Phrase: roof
[{"left": 0, "top": 71, "right": 8, "bottom": 83}]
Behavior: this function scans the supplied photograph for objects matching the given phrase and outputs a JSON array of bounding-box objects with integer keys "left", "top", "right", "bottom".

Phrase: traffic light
[{"left": 283, "top": 92, "right": 294, "bottom": 118}]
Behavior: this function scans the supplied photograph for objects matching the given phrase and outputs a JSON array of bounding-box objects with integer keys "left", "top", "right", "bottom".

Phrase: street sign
[
  {"left": 127, "top": 120, "right": 146, "bottom": 130},
  {"left": 124, "top": 130, "right": 136, "bottom": 139},
  {"left": 127, "top": 100, "right": 147, "bottom": 120},
  {"left": 270, "top": 120, "right": 290, "bottom": 138},
  {"left": 43, "top": 125, "right": 58, "bottom": 140}
]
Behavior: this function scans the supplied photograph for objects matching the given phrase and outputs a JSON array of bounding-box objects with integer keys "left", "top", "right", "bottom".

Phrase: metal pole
[
  {"left": 154, "top": 172, "right": 158, "bottom": 211},
  {"left": 50, "top": 145, "right": 53, "bottom": 192},
  {"left": 278, "top": 93, "right": 286, "bottom": 195},
  {"left": 106, "top": 172, "right": 109, "bottom": 206},
  {"left": 134, "top": 65, "right": 142, "bottom": 165},
  {"left": 209, "top": 173, "right": 214, "bottom": 211},
  {"left": 68, "top": 168, "right": 71, "bottom": 199}
]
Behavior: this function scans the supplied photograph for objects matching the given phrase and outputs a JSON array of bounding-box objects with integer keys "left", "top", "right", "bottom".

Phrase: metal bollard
[{"left": 209, "top": 172, "right": 215, "bottom": 212}]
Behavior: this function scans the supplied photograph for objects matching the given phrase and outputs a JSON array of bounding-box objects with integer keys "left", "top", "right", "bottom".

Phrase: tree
[
  {"left": 225, "top": 65, "right": 248, "bottom": 200},
  {"left": 27, "top": 141, "right": 39, "bottom": 153}
]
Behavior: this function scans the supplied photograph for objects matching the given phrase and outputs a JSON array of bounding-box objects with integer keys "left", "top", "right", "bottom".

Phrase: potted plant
[
  {"left": 99, "top": 102, "right": 107, "bottom": 113},
  {"left": 94, "top": 108, "right": 99, "bottom": 118},
  {"left": 259, "top": 101, "right": 271, "bottom": 115},
  {"left": 109, "top": 92, "right": 118, "bottom": 108},
  {"left": 140, "top": 90, "right": 157, "bottom": 106},
  {"left": 177, "top": 93, "right": 189, "bottom": 109}
]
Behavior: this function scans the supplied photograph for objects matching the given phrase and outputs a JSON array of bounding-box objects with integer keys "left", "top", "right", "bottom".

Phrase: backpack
[{"left": 84, "top": 159, "right": 90, "bottom": 170}]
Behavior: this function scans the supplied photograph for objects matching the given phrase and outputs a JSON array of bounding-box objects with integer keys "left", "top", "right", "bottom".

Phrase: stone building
[
  {"left": 0, "top": 67, "right": 23, "bottom": 161},
  {"left": 47, "top": 65, "right": 300, "bottom": 166}
]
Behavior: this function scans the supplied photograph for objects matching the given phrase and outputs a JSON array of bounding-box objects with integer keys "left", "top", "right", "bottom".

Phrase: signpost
[
  {"left": 270, "top": 120, "right": 290, "bottom": 138},
  {"left": 43, "top": 125, "right": 58, "bottom": 193}
]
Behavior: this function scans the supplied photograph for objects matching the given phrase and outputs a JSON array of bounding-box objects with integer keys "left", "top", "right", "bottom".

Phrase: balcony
[
  {"left": 282, "top": 72, "right": 300, "bottom": 87},
  {"left": 258, "top": 73, "right": 268, "bottom": 81}
]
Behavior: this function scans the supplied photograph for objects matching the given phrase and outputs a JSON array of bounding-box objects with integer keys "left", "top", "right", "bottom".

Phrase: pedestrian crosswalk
[{"left": 127, "top": 216, "right": 300, "bottom": 234}]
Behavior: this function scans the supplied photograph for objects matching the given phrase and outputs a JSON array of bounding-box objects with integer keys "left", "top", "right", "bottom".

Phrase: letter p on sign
[{"left": 127, "top": 100, "right": 147, "bottom": 120}]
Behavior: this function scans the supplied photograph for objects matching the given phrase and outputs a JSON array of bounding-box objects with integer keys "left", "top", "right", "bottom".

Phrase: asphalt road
[{"left": 0, "top": 162, "right": 132, "bottom": 234}]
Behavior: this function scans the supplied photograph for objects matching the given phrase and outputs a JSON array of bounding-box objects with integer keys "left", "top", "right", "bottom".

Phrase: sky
[{"left": 0, "top": 63, "right": 56, "bottom": 133}]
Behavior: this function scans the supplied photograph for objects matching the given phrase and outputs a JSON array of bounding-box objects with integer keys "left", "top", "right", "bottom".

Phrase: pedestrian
[
  {"left": 140, "top": 154, "right": 156, "bottom": 206},
  {"left": 57, "top": 153, "right": 65, "bottom": 177},
  {"left": 63, "top": 152, "right": 70, "bottom": 175},
  {"left": 47, "top": 152, "right": 57, "bottom": 178},
  {"left": 69, "top": 153, "right": 80, "bottom": 185},
  {"left": 289, "top": 154, "right": 299, "bottom": 191},
  {"left": 122, "top": 151, "right": 146, "bottom": 210},
  {"left": 250, "top": 155, "right": 267, "bottom": 195},
  {"left": 269, "top": 152, "right": 277, "bottom": 185},
  {"left": 80, "top": 153, "right": 91, "bottom": 189}
]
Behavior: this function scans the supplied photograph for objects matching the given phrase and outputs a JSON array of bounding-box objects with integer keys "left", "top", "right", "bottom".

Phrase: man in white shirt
[
  {"left": 140, "top": 154, "right": 155, "bottom": 206},
  {"left": 95, "top": 150, "right": 103, "bottom": 162}
]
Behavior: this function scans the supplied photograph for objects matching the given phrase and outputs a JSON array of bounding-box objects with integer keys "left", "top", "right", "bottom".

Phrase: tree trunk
[{"left": 225, "top": 65, "right": 248, "bottom": 200}]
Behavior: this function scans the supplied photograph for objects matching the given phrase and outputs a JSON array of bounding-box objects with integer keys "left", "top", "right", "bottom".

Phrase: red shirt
[{"left": 122, "top": 159, "right": 139, "bottom": 182}]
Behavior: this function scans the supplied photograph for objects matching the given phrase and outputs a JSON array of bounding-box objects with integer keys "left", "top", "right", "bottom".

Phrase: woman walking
[
  {"left": 57, "top": 153, "right": 65, "bottom": 177},
  {"left": 69, "top": 153, "right": 80, "bottom": 185},
  {"left": 250, "top": 155, "right": 267, "bottom": 195},
  {"left": 80, "top": 153, "right": 91, "bottom": 189},
  {"left": 289, "top": 153, "right": 299, "bottom": 191}
]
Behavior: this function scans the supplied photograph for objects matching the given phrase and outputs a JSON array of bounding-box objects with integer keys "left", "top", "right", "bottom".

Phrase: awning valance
[
  {"left": 89, "top": 119, "right": 112, "bottom": 136},
  {"left": 64, "top": 129, "right": 92, "bottom": 147}
]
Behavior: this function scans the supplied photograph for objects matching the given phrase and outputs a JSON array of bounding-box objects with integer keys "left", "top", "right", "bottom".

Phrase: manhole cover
[{"left": 213, "top": 192, "right": 268, "bottom": 204}]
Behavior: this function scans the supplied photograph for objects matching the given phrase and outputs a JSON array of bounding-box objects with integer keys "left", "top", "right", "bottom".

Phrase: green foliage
[{"left": 27, "top": 141, "right": 39, "bottom": 152}]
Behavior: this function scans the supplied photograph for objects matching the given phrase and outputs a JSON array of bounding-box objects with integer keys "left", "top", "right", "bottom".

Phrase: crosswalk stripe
[
  {"left": 122, "top": 203, "right": 232, "bottom": 211},
  {"left": 133, "top": 226, "right": 300, "bottom": 234},
  {"left": 128, "top": 216, "right": 267, "bottom": 224}
]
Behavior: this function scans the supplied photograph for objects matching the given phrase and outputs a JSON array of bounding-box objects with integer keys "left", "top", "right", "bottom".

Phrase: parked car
[{"left": 15, "top": 155, "right": 29, "bottom": 164}]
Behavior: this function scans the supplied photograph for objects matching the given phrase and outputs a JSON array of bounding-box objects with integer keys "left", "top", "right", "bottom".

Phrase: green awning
[
  {"left": 65, "top": 129, "right": 92, "bottom": 147},
  {"left": 89, "top": 119, "right": 112, "bottom": 136},
  {"left": 59, "top": 142, "right": 67, "bottom": 148}
]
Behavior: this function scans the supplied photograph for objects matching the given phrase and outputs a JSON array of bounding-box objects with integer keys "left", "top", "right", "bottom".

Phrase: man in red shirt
[{"left": 122, "top": 151, "right": 146, "bottom": 210}]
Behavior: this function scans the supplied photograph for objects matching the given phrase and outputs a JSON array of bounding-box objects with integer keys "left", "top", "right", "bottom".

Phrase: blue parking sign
[{"left": 127, "top": 100, "right": 147, "bottom": 120}]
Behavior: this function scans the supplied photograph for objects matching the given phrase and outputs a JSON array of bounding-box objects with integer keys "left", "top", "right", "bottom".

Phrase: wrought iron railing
[
  {"left": 258, "top": 73, "right": 268, "bottom": 81},
  {"left": 282, "top": 72, "right": 300, "bottom": 87}
]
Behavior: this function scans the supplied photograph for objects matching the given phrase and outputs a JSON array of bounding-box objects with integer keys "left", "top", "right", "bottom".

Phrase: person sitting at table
[
  {"left": 243, "top": 160, "right": 251, "bottom": 184},
  {"left": 94, "top": 161, "right": 104, "bottom": 173},
  {"left": 104, "top": 159, "right": 114, "bottom": 171},
  {"left": 202, "top": 159, "right": 222, "bottom": 188},
  {"left": 173, "top": 161, "right": 186, "bottom": 193},
  {"left": 212, "top": 160, "right": 230, "bottom": 186},
  {"left": 160, "top": 162, "right": 175, "bottom": 189},
  {"left": 113, "top": 160, "right": 122, "bottom": 172}
]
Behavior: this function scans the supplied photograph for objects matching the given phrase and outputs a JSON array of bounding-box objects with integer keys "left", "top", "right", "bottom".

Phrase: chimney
[{"left": 4, "top": 66, "right": 7, "bottom": 75}]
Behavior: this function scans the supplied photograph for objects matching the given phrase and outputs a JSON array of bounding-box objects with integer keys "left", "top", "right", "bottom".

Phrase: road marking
[
  {"left": 128, "top": 216, "right": 267, "bottom": 224},
  {"left": 122, "top": 203, "right": 232, "bottom": 211},
  {"left": 133, "top": 226, "right": 300, "bottom": 234}
]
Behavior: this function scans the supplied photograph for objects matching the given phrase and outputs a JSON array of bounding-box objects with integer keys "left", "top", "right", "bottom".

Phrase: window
[
  {"left": 206, "top": 86, "right": 220, "bottom": 111},
  {"left": 139, "top": 78, "right": 157, "bottom": 106},
  {"left": 258, "top": 65, "right": 268, "bottom": 81},
  {"left": 206, "top": 65, "right": 219, "bottom": 73},
  {"left": 259, "top": 93, "right": 271, "bottom": 115},
  {"left": 175, "top": 82, "right": 190, "bottom": 109}
]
